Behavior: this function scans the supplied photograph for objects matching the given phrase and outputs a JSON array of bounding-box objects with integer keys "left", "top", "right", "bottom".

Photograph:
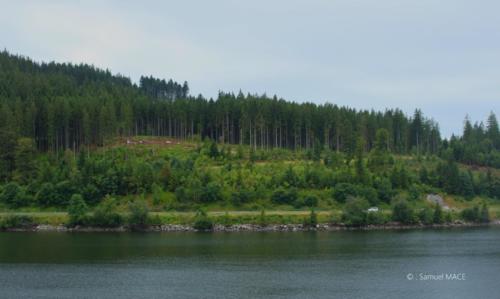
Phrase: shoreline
[{"left": 4, "top": 221, "right": 499, "bottom": 233}]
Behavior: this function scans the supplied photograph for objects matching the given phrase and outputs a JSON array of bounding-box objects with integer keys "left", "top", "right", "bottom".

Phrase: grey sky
[{"left": 1, "top": 0, "right": 499, "bottom": 137}]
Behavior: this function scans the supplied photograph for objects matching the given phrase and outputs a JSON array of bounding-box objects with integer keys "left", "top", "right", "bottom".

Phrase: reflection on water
[{"left": 0, "top": 228, "right": 499, "bottom": 298}]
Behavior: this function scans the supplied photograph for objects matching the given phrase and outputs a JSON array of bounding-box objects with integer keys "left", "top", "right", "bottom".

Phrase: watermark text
[{"left": 406, "top": 272, "right": 466, "bottom": 281}]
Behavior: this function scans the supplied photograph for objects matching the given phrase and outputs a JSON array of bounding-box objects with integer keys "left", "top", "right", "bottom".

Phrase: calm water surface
[{"left": 0, "top": 228, "right": 499, "bottom": 298}]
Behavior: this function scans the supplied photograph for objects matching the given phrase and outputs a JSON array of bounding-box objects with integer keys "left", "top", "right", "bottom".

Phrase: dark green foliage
[
  {"left": 408, "top": 184, "right": 422, "bottom": 201},
  {"left": 357, "top": 186, "right": 379, "bottom": 206},
  {"left": 332, "top": 183, "right": 378, "bottom": 205},
  {"left": 312, "top": 139, "right": 322, "bottom": 161},
  {"left": 374, "top": 129, "right": 389, "bottom": 152},
  {"left": 231, "top": 189, "right": 253, "bottom": 206},
  {"left": 0, "top": 183, "right": 32, "bottom": 208},
  {"left": 479, "top": 203, "right": 490, "bottom": 223},
  {"left": 249, "top": 148, "right": 257, "bottom": 163},
  {"left": 35, "top": 181, "right": 74, "bottom": 207},
  {"left": 54, "top": 180, "right": 75, "bottom": 206},
  {"left": 342, "top": 198, "right": 369, "bottom": 227},
  {"left": 159, "top": 163, "right": 172, "bottom": 189},
  {"left": 139, "top": 76, "right": 188, "bottom": 99},
  {"left": 151, "top": 184, "right": 163, "bottom": 206},
  {"left": 0, "top": 129, "right": 17, "bottom": 181},
  {"left": 133, "top": 163, "right": 154, "bottom": 193},
  {"left": 200, "top": 182, "right": 222, "bottom": 203},
  {"left": 271, "top": 187, "right": 298, "bottom": 205},
  {"left": 459, "top": 172, "right": 475, "bottom": 198},
  {"left": 193, "top": 209, "right": 213, "bottom": 231},
  {"left": 444, "top": 211, "right": 453, "bottom": 223},
  {"left": 354, "top": 137, "right": 369, "bottom": 184},
  {"left": 303, "top": 195, "right": 319, "bottom": 207},
  {"left": 438, "top": 161, "right": 460, "bottom": 193},
  {"left": 460, "top": 206, "right": 480, "bottom": 222},
  {"left": 174, "top": 186, "right": 188, "bottom": 203},
  {"left": 0, "top": 182, "right": 20, "bottom": 207},
  {"left": 82, "top": 184, "right": 101, "bottom": 205},
  {"left": 303, "top": 166, "right": 322, "bottom": 188},
  {"left": 459, "top": 204, "right": 491, "bottom": 223},
  {"left": 419, "top": 166, "right": 429, "bottom": 184},
  {"left": 418, "top": 207, "right": 434, "bottom": 225},
  {"left": 12, "top": 187, "right": 33, "bottom": 207},
  {"left": 431, "top": 160, "right": 479, "bottom": 197},
  {"left": 208, "top": 141, "right": 219, "bottom": 159},
  {"left": 324, "top": 151, "right": 344, "bottom": 169},
  {"left": 391, "top": 165, "right": 410, "bottom": 189},
  {"left": 67, "top": 194, "right": 88, "bottom": 226},
  {"left": 36, "top": 183, "right": 57, "bottom": 206},
  {"left": 373, "top": 177, "right": 393, "bottom": 203},
  {"left": 193, "top": 218, "right": 213, "bottom": 230},
  {"left": 485, "top": 170, "right": 500, "bottom": 198},
  {"left": 392, "top": 199, "right": 415, "bottom": 224},
  {"left": 332, "top": 183, "right": 357, "bottom": 203},
  {"left": 128, "top": 199, "right": 150, "bottom": 227},
  {"left": 368, "top": 129, "right": 392, "bottom": 171},
  {"left": 282, "top": 165, "right": 300, "bottom": 187},
  {"left": 366, "top": 210, "right": 387, "bottom": 225},
  {"left": 444, "top": 113, "right": 500, "bottom": 167},
  {"left": 90, "top": 197, "right": 123, "bottom": 227},
  {"left": 13, "top": 138, "right": 37, "bottom": 184},
  {"left": 433, "top": 204, "right": 443, "bottom": 224}
]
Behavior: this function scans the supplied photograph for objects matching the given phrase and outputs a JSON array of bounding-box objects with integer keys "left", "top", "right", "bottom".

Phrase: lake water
[{"left": 0, "top": 228, "right": 499, "bottom": 298}]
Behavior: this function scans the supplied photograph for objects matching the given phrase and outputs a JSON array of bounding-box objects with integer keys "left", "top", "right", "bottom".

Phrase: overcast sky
[{"left": 1, "top": 0, "right": 499, "bottom": 137}]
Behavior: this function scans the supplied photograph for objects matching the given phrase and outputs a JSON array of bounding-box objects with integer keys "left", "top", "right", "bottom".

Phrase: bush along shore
[{"left": 0, "top": 199, "right": 497, "bottom": 232}]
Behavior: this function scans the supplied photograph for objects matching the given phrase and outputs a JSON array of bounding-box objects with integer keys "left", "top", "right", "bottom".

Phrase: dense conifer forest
[
  {"left": 0, "top": 51, "right": 444, "bottom": 154},
  {"left": 0, "top": 50, "right": 499, "bottom": 225}
]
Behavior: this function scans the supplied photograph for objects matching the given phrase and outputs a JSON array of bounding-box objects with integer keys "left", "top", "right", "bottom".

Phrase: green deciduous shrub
[
  {"left": 303, "top": 195, "right": 319, "bottom": 207},
  {"left": 231, "top": 189, "right": 253, "bottom": 206},
  {"left": 460, "top": 203, "right": 489, "bottom": 223},
  {"left": 461, "top": 206, "right": 480, "bottom": 222},
  {"left": 433, "top": 204, "right": 443, "bottom": 224},
  {"left": 200, "top": 182, "right": 222, "bottom": 203},
  {"left": 0, "top": 182, "right": 20, "bottom": 207},
  {"left": 67, "top": 194, "right": 89, "bottom": 226},
  {"left": 90, "top": 197, "right": 123, "bottom": 227},
  {"left": 418, "top": 207, "right": 434, "bottom": 225},
  {"left": 341, "top": 198, "right": 369, "bottom": 227},
  {"left": 128, "top": 199, "right": 150, "bottom": 227},
  {"left": 332, "top": 183, "right": 357, "bottom": 203},
  {"left": 0, "top": 183, "right": 32, "bottom": 208},
  {"left": 357, "top": 186, "right": 379, "bottom": 206},
  {"left": 193, "top": 209, "right": 213, "bottom": 230},
  {"left": 366, "top": 210, "right": 387, "bottom": 225},
  {"left": 271, "top": 187, "right": 298, "bottom": 205},
  {"left": 392, "top": 199, "right": 416, "bottom": 224}
]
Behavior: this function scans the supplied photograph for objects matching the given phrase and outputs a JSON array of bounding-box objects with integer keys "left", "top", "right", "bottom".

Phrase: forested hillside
[
  {"left": 0, "top": 50, "right": 442, "bottom": 155},
  {"left": 0, "top": 50, "right": 499, "bottom": 221}
]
